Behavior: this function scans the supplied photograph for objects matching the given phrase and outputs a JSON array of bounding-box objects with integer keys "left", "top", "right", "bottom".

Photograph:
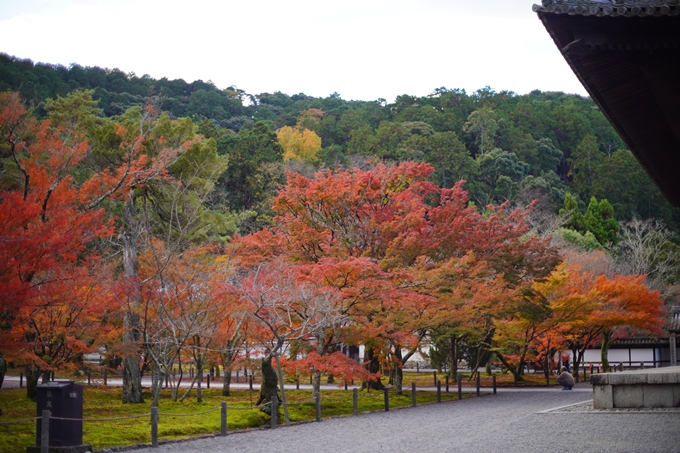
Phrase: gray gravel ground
[{"left": 127, "top": 387, "right": 680, "bottom": 453}]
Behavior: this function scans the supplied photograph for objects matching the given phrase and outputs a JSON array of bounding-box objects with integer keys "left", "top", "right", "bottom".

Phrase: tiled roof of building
[{"left": 533, "top": 1, "right": 680, "bottom": 17}]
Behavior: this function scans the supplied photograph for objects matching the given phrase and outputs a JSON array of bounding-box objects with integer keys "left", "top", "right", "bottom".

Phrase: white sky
[{"left": 0, "top": 0, "right": 588, "bottom": 102}]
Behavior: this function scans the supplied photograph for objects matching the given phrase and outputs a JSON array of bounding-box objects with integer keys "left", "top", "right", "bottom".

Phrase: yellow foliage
[{"left": 276, "top": 126, "right": 322, "bottom": 162}]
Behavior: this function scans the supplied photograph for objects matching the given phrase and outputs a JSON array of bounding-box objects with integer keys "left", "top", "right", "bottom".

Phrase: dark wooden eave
[{"left": 533, "top": 1, "right": 680, "bottom": 207}]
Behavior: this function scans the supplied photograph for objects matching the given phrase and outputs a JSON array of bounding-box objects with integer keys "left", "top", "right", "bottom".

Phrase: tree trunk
[
  {"left": 393, "top": 348, "right": 404, "bottom": 395},
  {"left": 497, "top": 354, "right": 523, "bottom": 382},
  {"left": 312, "top": 372, "right": 321, "bottom": 398},
  {"left": 571, "top": 345, "right": 582, "bottom": 382},
  {"left": 196, "top": 357, "right": 203, "bottom": 403},
  {"left": 222, "top": 369, "right": 233, "bottom": 397},
  {"left": 601, "top": 331, "right": 613, "bottom": 372},
  {"left": 449, "top": 336, "right": 458, "bottom": 382},
  {"left": 361, "top": 348, "right": 384, "bottom": 391},
  {"left": 256, "top": 355, "right": 279, "bottom": 414},
  {"left": 0, "top": 354, "right": 6, "bottom": 390},
  {"left": 150, "top": 367, "right": 162, "bottom": 407},
  {"left": 121, "top": 190, "right": 143, "bottom": 404},
  {"left": 24, "top": 365, "right": 42, "bottom": 400}
]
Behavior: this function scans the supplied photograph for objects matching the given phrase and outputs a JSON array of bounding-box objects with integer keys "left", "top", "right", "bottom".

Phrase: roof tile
[{"left": 533, "top": 1, "right": 680, "bottom": 17}]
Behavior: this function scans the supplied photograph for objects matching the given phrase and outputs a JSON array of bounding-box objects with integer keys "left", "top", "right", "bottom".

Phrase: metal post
[
  {"left": 411, "top": 381, "right": 417, "bottom": 407},
  {"left": 476, "top": 374, "right": 480, "bottom": 396},
  {"left": 207, "top": 374, "right": 210, "bottom": 389},
  {"left": 20, "top": 372, "right": 23, "bottom": 388},
  {"left": 493, "top": 375, "right": 497, "bottom": 394},
  {"left": 41, "top": 410, "right": 50, "bottom": 453},
  {"left": 383, "top": 387, "right": 389, "bottom": 411},
  {"left": 315, "top": 393, "right": 321, "bottom": 422},
  {"left": 296, "top": 380, "right": 299, "bottom": 390},
  {"left": 353, "top": 388, "right": 358, "bottom": 416},
  {"left": 221, "top": 402, "right": 227, "bottom": 436},
  {"left": 457, "top": 374, "right": 462, "bottom": 400},
  {"left": 445, "top": 375, "right": 449, "bottom": 393},
  {"left": 151, "top": 407, "right": 158, "bottom": 448},
  {"left": 436, "top": 380, "right": 441, "bottom": 403},
  {"left": 271, "top": 396, "right": 278, "bottom": 428}
]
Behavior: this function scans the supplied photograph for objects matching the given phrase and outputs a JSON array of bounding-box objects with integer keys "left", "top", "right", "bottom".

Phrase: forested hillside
[{"left": 1, "top": 52, "right": 678, "bottom": 238}]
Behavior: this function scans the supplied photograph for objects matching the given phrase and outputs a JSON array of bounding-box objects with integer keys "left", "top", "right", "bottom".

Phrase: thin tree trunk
[
  {"left": 151, "top": 367, "right": 162, "bottom": 407},
  {"left": 0, "top": 354, "right": 6, "bottom": 390},
  {"left": 121, "top": 190, "right": 143, "bottom": 404},
  {"left": 449, "top": 336, "right": 458, "bottom": 381}
]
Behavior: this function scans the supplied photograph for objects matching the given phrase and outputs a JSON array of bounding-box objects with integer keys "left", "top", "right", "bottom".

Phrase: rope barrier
[
  {"left": 51, "top": 413, "right": 151, "bottom": 422},
  {"left": 158, "top": 407, "right": 220, "bottom": 417},
  {"left": 0, "top": 417, "right": 40, "bottom": 425}
]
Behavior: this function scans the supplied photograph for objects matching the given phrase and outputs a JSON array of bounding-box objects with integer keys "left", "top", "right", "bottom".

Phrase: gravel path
[{"left": 127, "top": 387, "right": 680, "bottom": 453}]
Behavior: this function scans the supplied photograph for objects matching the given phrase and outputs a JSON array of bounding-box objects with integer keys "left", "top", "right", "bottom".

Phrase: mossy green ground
[{"left": 0, "top": 383, "right": 471, "bottom": 453}]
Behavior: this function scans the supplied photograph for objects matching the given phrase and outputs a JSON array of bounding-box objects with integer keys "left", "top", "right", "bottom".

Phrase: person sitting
[{"left": 557, "top": 366, "right": 575, "bottom": 390}]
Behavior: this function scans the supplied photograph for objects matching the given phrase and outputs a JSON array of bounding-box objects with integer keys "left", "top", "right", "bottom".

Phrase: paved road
[{"left": 126, "top": 385, "right": 679, "bottom": 453}]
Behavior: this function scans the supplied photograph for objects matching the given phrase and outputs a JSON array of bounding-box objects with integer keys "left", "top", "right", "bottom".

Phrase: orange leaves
[
  {"left": 281, "top": 351, "right": 376, "bottom": 386},
  {"left": 593, "top": 273, "right": 664, "bottom": 335}
]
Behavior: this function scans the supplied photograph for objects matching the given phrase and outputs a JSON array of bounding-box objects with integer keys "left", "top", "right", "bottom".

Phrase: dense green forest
[{"left": 1, "top": 52, "right": 678, "bottom": 239}]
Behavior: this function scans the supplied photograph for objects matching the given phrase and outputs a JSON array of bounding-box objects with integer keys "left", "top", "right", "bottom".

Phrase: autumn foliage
[{"left": 0, "top": 91, "right": 668, "bottom": 408}]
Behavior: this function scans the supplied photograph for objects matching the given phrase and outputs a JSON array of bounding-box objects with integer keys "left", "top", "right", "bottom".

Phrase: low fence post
[
  {"left": 411, "top": 381, "right": 417, "bottom": 407},
  {"left": 271, "top": 396, "right": 278, "bottom": 428},
  {"left": 445, "top": 375, "right": 449, "bottom": 393},
  {"left": 20, "top": 372, "right": 23, "bottom": 388},
  {"left": 41, "top": 410, "right": 50, "bottom": 453},
  {"left": 353, "top": 388, "right": 359, "bottom": 416},
  {"left": 437, "top": 380, "right": 441, "bottom": 403},
  {"left": 207, "top": 374, "right": 210, "bottom": 389},
  {"left": 476, "top": 374, "right": 480, "bottom": 396},
  {"left": 383, "top": 387, "right": 389, "bottom": 412},
  {"left": 457, "top": 373, "right": 462, "bottom": 400},
  {"left": 493, "top": 375, "right": 497, "bottom": 395},
  {"left": 315, "top": 393, "right": 321, "bottom": 422},
  {"left": 151, "top": 407, "right": 158, "bottom": 448},
  {"left": 221, "top": 402, "right": 227, "bottom": 436}
]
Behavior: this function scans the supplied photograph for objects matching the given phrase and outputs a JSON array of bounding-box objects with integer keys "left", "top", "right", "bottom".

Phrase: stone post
[{"left": 670, "top": 335, "right": 677, "bottom": 367}]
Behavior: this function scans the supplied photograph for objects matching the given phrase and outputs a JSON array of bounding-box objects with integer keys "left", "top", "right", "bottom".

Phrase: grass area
[{"left": 0, "top": 384, "right": 470, "bottom": 453}]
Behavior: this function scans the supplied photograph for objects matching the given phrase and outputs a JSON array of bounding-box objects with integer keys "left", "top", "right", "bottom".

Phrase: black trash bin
[{"left": 35, "top": 381, "right": 85, "bottom": 448}]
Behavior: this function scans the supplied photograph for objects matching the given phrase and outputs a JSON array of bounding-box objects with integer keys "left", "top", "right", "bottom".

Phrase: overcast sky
[{"left": 0, "top": 0, "right": 588, "bottom": 102}]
